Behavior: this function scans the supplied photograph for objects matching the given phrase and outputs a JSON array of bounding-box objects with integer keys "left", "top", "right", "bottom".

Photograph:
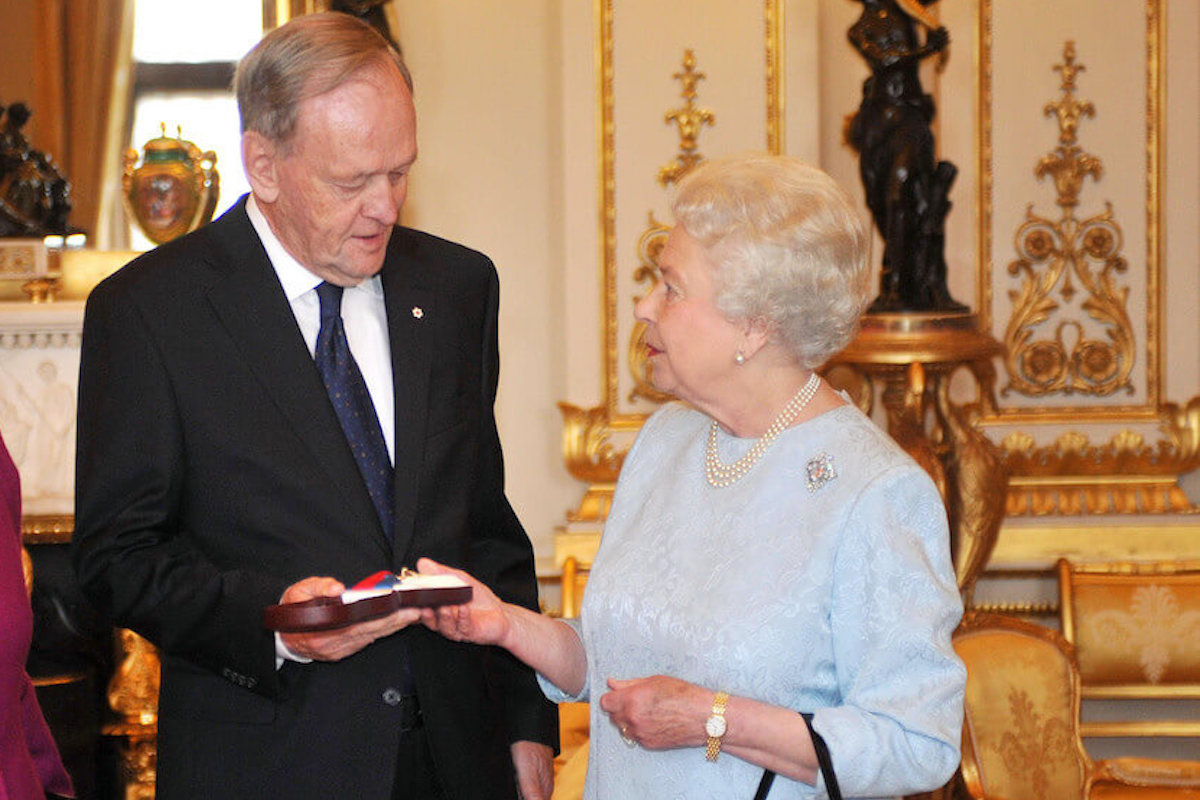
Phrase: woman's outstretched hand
[{"left": 416, "top": 557, "right": 511, "bottom": 647}]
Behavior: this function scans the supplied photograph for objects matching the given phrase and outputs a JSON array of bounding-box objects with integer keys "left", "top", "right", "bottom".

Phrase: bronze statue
[
  {"left": 846, "top": 0, "right": 966, "bottom": 313},
  {"left": 331, "top": 0, "right": 400, "bottom": 51},
  {"left": 0, "top": 101, "right": 74, "bottom": 238}
]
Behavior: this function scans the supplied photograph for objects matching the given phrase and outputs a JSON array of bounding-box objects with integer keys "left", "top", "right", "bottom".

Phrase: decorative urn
[{"left": 123, "top": 124, "right": 219, "bottom": 244}]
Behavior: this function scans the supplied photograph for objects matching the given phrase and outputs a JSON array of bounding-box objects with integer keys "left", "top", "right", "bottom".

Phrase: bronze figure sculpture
[
  {"left": 846, "top": 0, "right": 966, "bottom": 313},
  {"left": 0, "top": 101, "right": 74, "bottom": 238}
]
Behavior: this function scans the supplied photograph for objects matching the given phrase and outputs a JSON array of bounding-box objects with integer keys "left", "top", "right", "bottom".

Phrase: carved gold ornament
[
  {"left": 557, "top": 401, "right": 624, "bottom": 522},
  {"left": 657, "top": 51, "right": 715, "bottom": 187},
  {"left": 629, "top": 214, "right": 673, "bottom": 405},
  {"left": 1002, "top": 405, "right": 1200, "bottom": 516},
  {"left": 1002, "top": 42, "right": 1133, "bottom": 398},
  {"left": 630, "top": 50, "right": 714, "bottom": 406},
  {"left": 104, "top": 627, "right": 161, "bottom": 800}
]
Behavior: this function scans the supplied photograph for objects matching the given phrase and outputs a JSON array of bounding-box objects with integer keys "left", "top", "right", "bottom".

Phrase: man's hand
[
  {"left": 279, "top": 576, "right": 420, "bottom": 661},
  {"left": 511, "top": 740, "right": 555, "bottom": 800}
]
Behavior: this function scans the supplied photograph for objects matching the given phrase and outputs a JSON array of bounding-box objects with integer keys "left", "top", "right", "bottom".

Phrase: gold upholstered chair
[
  {"left": 1058, "top": 558, "right": 1200, "bottom": 739},
  {"left": 954, "top": 611, "right": 1200, "bottom": 800}
]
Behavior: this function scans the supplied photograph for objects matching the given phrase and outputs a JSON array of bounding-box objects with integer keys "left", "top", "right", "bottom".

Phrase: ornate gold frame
[
  {"left": 975, "top": 0, "right": 1198, "bottom": 519},
  {"left": 978, "top": 0, "right": 1163, "bottom": 420}
]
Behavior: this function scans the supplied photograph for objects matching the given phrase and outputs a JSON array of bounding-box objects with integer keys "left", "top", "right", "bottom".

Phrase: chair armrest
[{"left": 1094, "top": 758, "right": 1200, "bottom": 788}]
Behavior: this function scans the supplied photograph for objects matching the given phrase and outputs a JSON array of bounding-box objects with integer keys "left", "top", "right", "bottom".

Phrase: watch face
[{"left": 705, "top": 715, "right": 727, "bottom": 738}]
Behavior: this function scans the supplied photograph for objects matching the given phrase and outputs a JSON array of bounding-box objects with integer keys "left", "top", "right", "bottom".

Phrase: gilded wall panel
[
  {"left": 981, "top": 0, "right": 1158, "bottom": 417},
  {"left": 559, "top": 1, "right": 790, "bottom": 523},
  {"left": 976, "top": 0, "right": 1198, "bottom": 530},
  {"left": 606, "top": 0, "right": 781, "bottom": 424}
]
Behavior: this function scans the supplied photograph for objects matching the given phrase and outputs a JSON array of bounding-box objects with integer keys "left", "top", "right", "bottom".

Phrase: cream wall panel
[
  {"left": 987, "top": 0, "right": 1153, "bottom": 411},
  {"left": 1163, "top": 0, "right": 1199, "bottom": 501},
  {"left": 784, "top": 0, "right": 823, "bottom": 164},
  {"left": 559, "top": 1, "right": 604, "bottom": 408}
]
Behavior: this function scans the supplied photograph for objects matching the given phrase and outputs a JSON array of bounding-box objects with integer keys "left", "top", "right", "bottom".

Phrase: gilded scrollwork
[
  {"left": 935, "top": 363, "right": 1008, "bottom": 597},
  {"left": 558, "top": 401, "right": 626, "bottom": 487},
  {"left": 1002, "top": 42, "right": 1134, "bottom": 398},
  {"left": 628, "top": 214, "right": 672, "bottom": 405},
  {"left": 104, "top": 628, "right": 161, "bottom": 799},
  {"left": 1164, "top": 396, "right": 1200, "bottom": 463}
]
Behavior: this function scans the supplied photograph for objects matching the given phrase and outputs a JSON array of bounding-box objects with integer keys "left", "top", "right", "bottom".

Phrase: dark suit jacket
[{"left": 72, "top": 199, "right": 557, "bottom": 799}]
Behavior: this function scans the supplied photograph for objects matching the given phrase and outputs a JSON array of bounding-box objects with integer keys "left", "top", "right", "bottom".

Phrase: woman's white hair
[{"left": 671, "top": 153, "right": 871, "bottom": 369}]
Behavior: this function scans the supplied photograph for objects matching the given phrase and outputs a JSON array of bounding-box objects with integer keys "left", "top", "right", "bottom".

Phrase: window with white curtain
[{"left": 126, "top": 0, "right": 264, "bottom": 249}]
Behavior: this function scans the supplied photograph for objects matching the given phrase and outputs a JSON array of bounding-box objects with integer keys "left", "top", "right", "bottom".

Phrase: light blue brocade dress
[{"left": 540, "top": 401, "right": 966, "bottom": 800}]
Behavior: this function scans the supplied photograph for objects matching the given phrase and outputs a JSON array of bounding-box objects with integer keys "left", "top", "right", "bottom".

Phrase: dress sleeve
[{"left": 813, "top": 465, "right": 966, "bottom": 796}]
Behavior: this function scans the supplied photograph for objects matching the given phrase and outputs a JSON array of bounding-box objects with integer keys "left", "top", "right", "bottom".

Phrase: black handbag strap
[
  {"left": 753, "top": 769, "right": 776, "bottom": 800},
  {"left": 753, "top": 712, "right": 843, "bottom": 800}
]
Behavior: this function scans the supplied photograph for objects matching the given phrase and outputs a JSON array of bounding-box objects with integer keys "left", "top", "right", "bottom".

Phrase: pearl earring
[{"left": 734, "top": 351, "right": 746, "bottom": 365}]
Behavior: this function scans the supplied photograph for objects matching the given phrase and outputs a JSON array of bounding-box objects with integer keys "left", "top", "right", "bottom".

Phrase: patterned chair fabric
[
  {"left": 1058, "top": 559, "right": 1200, "bottom": 737},
  {"left": 954, "top": 612, "right": 1200, "bottom": 800}
]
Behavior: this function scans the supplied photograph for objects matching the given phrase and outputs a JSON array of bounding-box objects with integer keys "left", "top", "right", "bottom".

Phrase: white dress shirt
[
  {"left": 246, "top": 194, "right": 396, "bottom": 464},
  {"left": 246, "top": 195, "right": 397, "bottom": 665}
]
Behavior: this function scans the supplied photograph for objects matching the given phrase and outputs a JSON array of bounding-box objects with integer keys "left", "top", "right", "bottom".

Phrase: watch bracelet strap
[
  {"left": 752, "top": 712, "right": 842, "bottom": 800},
  {"left": 706, "top": 690, "right": 730, "bottom": 761}
]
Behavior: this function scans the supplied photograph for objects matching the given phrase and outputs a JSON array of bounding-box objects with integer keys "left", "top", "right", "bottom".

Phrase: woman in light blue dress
[{"left": 421, "top": 154, "right": 965, "bottom": 800}]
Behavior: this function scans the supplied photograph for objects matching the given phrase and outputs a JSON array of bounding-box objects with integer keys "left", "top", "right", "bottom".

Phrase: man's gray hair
[{"left": 234, "top": 11, "right": 413, "bottom": 147}]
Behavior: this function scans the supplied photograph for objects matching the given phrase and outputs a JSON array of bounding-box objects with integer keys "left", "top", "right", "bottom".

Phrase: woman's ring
[{"left": 620, "top": 726, "right": 636, "bottom": 747}]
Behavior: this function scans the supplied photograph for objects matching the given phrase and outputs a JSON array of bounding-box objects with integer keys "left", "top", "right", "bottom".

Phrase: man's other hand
[
  {"left": 278, "top": 576, "right": 420, "bottom": 661},
  {"left": 511, "top": 740, "right": 555, "bottom": 800}
]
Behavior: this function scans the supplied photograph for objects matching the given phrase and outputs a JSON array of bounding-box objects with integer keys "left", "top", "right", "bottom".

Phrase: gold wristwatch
[{"left": 704, "top": 691, "right": 730, "bottom": 761}]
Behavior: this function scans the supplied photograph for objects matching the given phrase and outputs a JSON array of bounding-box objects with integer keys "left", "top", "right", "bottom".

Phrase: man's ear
[{"left": 242, "top": 131, "right": 281, "bottom": 204}]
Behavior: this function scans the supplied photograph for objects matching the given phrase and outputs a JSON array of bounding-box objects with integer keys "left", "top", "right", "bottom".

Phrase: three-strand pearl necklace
[{"left": 704, "top": 371, "right": 821, "bottom": 488}]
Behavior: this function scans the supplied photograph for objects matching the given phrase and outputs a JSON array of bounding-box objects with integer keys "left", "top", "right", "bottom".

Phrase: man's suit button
[{"left": 382, "top": 688, "right": 403, "bottom": 706}]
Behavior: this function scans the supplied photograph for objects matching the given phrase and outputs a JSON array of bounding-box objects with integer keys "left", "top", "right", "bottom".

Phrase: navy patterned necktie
[{"left": 314, "top": 282, "right": 395, "bottom": 541}]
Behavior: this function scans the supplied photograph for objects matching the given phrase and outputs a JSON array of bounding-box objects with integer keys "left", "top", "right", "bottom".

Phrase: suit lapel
[
  {"left": 198, "top": 202, "right": 389, "bottom": 554},
  {"left": 380, "top": 232, "right": 436, "bottom": 564}
]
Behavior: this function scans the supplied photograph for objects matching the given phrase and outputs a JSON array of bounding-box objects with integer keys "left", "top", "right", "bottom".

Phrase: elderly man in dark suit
[{"left": 72, "top": 12, "right": 556, "bottom": 800}]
